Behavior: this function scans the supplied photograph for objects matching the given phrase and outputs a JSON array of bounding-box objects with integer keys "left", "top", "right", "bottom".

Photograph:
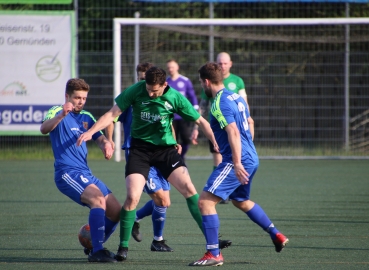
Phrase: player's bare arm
[
  {"left": 104, "top": 122, "right": 115, "bottom": 150},
  {"left": 224, "top": 122, "right": 249, "bottom": 185},
  {"left": 194, "top": 116, "right": 219, "bottom": 152},
  {"left": 248, "top": 116, "right": 254, "bottom": 141},
  {"left": 95, "top": 135, "right": 114, "bottom": 160},
  {"left": 171, "top": 124, "right": 182, "bottom": 155},
  {"left": 40, "top": 102, "right": 74, "bottom": 134},
  {"left": 77, "top": 104, "right": 122, "bottom": 146}
]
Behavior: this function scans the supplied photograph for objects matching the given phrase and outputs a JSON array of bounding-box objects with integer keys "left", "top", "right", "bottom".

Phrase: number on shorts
[
  {"left": 237, "top": 102, "right": 249, "bottom": 131},
  {"left": 146, "top": 178, "right": 156, "bottom": 190},
  {"left": 80, "top": 175, "right": 89, "bottom": 183}
]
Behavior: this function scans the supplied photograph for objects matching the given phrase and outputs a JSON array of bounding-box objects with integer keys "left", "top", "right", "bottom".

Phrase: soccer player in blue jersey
[
  {"left": 105, "top": 63, "right": 174, "bottom": 252},
  {"left": 40, "top": 78, "right": 121, "bottom": 263},
  {"left": 166, "top": 59, "right": 199, "bottom": 160},
  {"left": 189, "top": 63, "right": 289, "bottom": 267}
]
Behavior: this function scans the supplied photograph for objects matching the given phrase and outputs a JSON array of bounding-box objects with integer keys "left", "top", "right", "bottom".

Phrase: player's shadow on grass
[{"left": 0, "top": 257, "right": 87, "bottom": 264}]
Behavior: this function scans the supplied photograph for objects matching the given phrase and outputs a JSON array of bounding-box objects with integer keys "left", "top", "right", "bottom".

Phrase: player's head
[
  {"left": 198, "top": 62, "right": 223, "bottom": 98},
  {"left": 65, "top": 78, "right": 90, "bottom": 113},
  {"left": 166, "top": 59, "right": 179, "bottom": 77},
  {"left": 136, "top": 62, "right": 154, "bottom": 81},
  {"left": 145, "top": 66, "right": 168, "bottom": 99},
  {"left": 216, "top": 52, "right": 232, "bottom": 78}
]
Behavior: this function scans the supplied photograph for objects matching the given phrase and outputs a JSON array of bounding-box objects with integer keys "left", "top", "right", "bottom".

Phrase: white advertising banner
[{"left": 0, "top": 11, "right": 76, "bottom": 135}]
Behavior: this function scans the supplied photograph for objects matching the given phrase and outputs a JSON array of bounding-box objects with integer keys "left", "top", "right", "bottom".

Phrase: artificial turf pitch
[{"left": 0, "top": 159, "right": 368, "bottom": 270}]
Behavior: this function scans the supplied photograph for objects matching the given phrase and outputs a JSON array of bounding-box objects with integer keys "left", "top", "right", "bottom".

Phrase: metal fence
[{"left": 1, "top": 1, "right": 368, "bottom": 157}]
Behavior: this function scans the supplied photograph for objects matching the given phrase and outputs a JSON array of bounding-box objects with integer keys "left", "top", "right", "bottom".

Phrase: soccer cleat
[
  {"left": 273, "top": 233, "right": 289, "bottom": 252},
  {"left": 219, "top": 238, "right": 232, "bottom": 249},
  {"left": 88, "top": 249, "right": 117, "bottom": 263},
  {"left": 150, "top": 239, "right": 174, "bottom": 252},
  {"left": 189, "top": 251, "right": 224, "bottom": 266},
  {"left": 131, "top": 221, "right": 142, "bottom": 242},
  {"left": 84, "top": 247, "right": 91, "bottom": 255},
  {"left": 115, "top": 245, "right": 128, "bottom": 261}
]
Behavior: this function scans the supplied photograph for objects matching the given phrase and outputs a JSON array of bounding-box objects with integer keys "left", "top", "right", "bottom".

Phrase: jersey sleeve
[
  {"left": 115, "top": 82, "right": 143, "bottom": 112},
  {"left": 174, "top": 93, "right": 201, "bottom": 121},
  {"left": 186, "top": 80, "right": 199, "bottom": 107},
  {"left": 42, "top": 106, "right": 62, "bottom": 122},
  {"left": 237, "top": 77, "right": 246, "bottom": 93},
  {"left": 211, "top": 95, "right": 235, "bottom": 129}
]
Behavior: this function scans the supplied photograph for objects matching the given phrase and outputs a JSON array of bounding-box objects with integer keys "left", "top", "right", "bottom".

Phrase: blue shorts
[
  {"left": 203, "top": 162, "right": 258, "bottom": 201},
  {"left": 143, "top": 166, "right": 170, "bottom": 194},
  {"left": 55, "top": 169, "right": 112, "bottom": 207}
]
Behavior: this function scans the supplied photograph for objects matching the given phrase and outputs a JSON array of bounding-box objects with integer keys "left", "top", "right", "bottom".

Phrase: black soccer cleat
[
  {"left": 131, "top": 221, "right": 142, "bottom": 242},
  {"left": 115, "top": 245, "right": 128, "bottom": 261},
  {"left": 88, "top": 249, "right": 117, "bottom": 263},
  {"left": 219, "top": 238, "right": 232, "bottom": 249},
  {"left": 84, "top": 247, "right": 91, "bottom": 256},
  {"left": 150, "top": 240, "right": 174, "bottom": 252}
]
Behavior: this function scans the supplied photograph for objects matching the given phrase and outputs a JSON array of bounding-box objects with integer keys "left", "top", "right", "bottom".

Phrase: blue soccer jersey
[
  {"left": 210, "top": 89, "right": 258, "bottom": 166},
  {"left": 43, "top": 106, "right": 102, "bottom": 172},
  {"left": 116, "top": 107, "right": 132, "bottom": 150}
]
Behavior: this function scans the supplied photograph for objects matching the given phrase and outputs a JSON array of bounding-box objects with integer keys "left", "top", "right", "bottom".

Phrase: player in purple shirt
[{"left": 166, "top": 59, "right": 199, "bottom": 160}]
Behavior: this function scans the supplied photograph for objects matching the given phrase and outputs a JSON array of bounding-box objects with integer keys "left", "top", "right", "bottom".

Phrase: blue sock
[
  {"left": 89, "top": 208, "right": 105, "bottom": 253},
  {"left": 246, "top": 203, "right": 279, "bottom": 239},
  {"left": 136, "top": 200, "right": 154, "bottom": 220},
  {"left": 104, "top": 217, "right": 118, "bottom": 243},
  {"left": 202, "top": 214, "right": 220, "bottom": 257},
  {"left": 152, "top": 204, "right": 167, "bottom": 240}
]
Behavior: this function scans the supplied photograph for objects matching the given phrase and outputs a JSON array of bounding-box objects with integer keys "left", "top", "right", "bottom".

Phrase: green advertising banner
[{"left": 0, "top": 0, "right": 72, "bottom": 4}]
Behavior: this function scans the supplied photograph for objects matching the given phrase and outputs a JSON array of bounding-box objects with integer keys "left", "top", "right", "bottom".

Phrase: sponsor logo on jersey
[
  {"left": 227, "top": 93, "right": 240, "bottom": 101},
  {"left": 164, "top": 101, "right": 173, "bottom": 111},
  {"left": 227, "top": 82, "right": 237, "bottom": 91}
]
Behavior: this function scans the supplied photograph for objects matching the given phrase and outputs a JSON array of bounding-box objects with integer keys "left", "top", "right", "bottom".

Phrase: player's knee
[
  {"left": 124, "top": 196, "right": 140, "bottom": 210},
  {"left": 153, "top": 197, "right": 171, "bottom": 207},
  {"left": 83, "top": 194, "right": 106, "bottom": 209}
]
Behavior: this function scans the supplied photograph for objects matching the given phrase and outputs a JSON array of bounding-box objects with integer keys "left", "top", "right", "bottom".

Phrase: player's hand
[
  {"left": 76, "top": 132, "right": 93, "bottom": 146},
  {"left": 103, "top": 142, "right": 114, "bottom": 160},
  {"left": 234, "top": 163, "right": 249, "bottom": 185},
  {"left": 190, "top": 129, "right": 198, "bottom": 145},
  {"left": 175, "top": 144, "right": 182, "bottom": 155},
  {"left": 62, "top": 102, "right": 74, "bottom": 116},
  {"left": 109, "top": 140, "right": 115, "bottom": 151}
]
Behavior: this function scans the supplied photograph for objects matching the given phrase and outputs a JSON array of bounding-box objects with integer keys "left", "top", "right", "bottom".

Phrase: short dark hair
[
  {"left": 198, "top": 62, "right": 223, "bottom": 85},
  {"left": 145, "top": 66, "right": 167, "bottom": 86},
  {"left": 136, "top": 62, "right": 153, "bottom": 73},
  {"left": 65, "top": 78, "right": 90, "bottom": 95}
]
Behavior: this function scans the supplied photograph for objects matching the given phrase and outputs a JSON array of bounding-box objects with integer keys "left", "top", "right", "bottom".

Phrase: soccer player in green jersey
[
  {"left": 191, "top": 52, "right": 254, "bottom": 204},
  {"left": 77, "top": 66, "right": 227, "bottom": 261}
]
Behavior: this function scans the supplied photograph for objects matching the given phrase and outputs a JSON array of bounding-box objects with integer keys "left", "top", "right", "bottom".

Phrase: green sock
[
  {"left": 186, "top": 194, "right": 204, "bottom": 234},
  {"left": 119, "top": 207, "right": 136, "bottom": 248}
]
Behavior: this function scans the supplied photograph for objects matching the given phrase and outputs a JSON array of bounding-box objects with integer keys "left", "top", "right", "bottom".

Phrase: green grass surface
[{"left": 1, "top": 160, "right": 368, "bottom": 269}]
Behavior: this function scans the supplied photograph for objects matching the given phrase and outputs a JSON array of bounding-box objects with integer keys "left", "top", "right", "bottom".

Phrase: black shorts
[
  {"left": 126, "top": 138, "right": 186, "bottom": 180},
  {"left": 173, "top": 119, "right": 193, "bottom": 145},
  {"left": 208, "top": 140, "right": 217, "bottom": 153}
]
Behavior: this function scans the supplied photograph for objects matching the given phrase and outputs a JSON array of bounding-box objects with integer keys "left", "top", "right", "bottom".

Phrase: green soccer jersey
[
  {"left": 200, "top": 73, "right": 246, "bottom": 103},
  {"left": 115, "top": 80, "right": 200, "bottom": 146}
]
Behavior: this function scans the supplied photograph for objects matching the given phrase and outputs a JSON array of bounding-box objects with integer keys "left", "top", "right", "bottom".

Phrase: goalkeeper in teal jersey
[{"left": 77, "top": 66, "right": 231, "bottom": 262}]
